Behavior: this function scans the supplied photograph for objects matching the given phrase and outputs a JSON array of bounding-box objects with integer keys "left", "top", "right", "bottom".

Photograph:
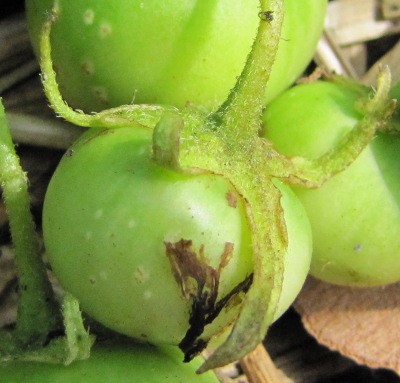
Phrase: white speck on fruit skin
[
  {"left": 128, "top": 219, "right": 136, "bottom": 229},
  {"left": 83, "top": 9, "right": 95, "bottom": 25},
  {"left": 99, "top": 22, "right": 112, "bottom": 38},
  {"left": 137, "top": 146, "right": 147, "bottom": 156},
  {"left": 85, "top": 231, "right": 92, "bottom": 240},
  {"left": 95, "top": 209, "right": 104, "bottom": 219},
  {"left": 320, "top": 261, "right": 334, "bottom": 274},
  {"left": 144, "top": 290, "right": 152, "bottom": 300},
  {"left": 99, "top": 271, "right": 108, "bottom": 280}
]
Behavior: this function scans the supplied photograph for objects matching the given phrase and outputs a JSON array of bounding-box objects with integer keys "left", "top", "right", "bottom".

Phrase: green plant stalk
[
  {"left": 0, "top": 100, "right": 60, "bottom": 350},
  {"left": 14, "top": 293, "right": 95, "bottom": 364},
  {"left": 208, "top": 2, "right": 283, "bottom": 142}
]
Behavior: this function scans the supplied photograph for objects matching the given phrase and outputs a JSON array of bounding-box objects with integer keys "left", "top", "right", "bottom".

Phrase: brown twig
[{"left": 239, "top": 344, "right": 292, "bottom": 383}]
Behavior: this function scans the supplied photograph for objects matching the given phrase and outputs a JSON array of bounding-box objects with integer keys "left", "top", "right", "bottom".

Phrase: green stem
[
  {"left": 40, "top": 5, "right": 169, "bottom": 130},
  {"left": 0, "top": 100, "right": 59, "bottom": 349},
  {"left": 152, "top": 112, "right": 185, "bottom": 172},
  {"left": 39, "top": 5, "right": 100, "bottom": 128},
  {"left": 271, "top": 68, "right": 397, "bottom": 187},
  {"left": 208, "top": 0, "right": 284, "bottom": 140},
  {"left": 177, "top": 0, "right": 287, "bottom": 372}
]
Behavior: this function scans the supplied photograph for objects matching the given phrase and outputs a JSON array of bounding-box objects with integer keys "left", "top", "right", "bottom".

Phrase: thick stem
[
  {"left": 152, "top": 112, "right": 184, "bottom": 172},
  {"left": 0, "top": 100, "right": 59, "bottom": 349}
]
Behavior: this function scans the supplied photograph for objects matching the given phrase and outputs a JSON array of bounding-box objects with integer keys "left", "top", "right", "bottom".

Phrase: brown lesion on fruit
[
  {"left": 81, "top": 61, "right": 94, "bottom": 76},
  {"left": 92, "top": 86, "right": 110, "bottom": 105},
  {"left": 226, "top": 190, "right": 238, "bottom": 208},
  {"left": 134, "top": 266, "right": 149, "bottom": 285},
  {"left": 99, "top": 23, "right": 112, "bottom": 38},
  {"left": 83, "top": 9, "right": 95, "bottom": 25},
  {"left": 164, "top": 239, "right": 253, "bottom": 362}
]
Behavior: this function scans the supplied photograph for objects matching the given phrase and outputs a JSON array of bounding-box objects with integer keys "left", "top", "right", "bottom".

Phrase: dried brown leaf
[{"left": 294, "top": 276, "right": 400, "bottom": 374}]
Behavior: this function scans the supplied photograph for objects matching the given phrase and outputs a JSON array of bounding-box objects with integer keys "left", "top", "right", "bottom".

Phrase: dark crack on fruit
[{"left": 164, "top": 239, "right": 253, "bottom": 362}]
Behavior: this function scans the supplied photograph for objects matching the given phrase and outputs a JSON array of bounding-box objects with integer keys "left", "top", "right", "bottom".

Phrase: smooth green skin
[
  {"left": 26, "top": 0, "right": 327, "bottom": 112},
  {"left": 263, "top": 80, "right": 400, "bottom": 286},
  {"left": 0, "top": 340, "right": 219, "bottom": 382},
  {"left": 42, "top": 126, "right": 311, "bottom": 346}
]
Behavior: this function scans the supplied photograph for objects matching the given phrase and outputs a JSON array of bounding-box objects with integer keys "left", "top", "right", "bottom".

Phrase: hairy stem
[
  {"left": 0, "top": 100, "right": 59, "bottom": 349},
  {"left": 208, "top": 0, "right": 284, "bottom": 141}
]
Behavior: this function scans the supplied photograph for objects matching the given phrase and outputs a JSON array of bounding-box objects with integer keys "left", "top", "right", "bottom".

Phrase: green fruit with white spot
[{"left": 26, "top": 0, "right": 327, "bottom": 112}]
